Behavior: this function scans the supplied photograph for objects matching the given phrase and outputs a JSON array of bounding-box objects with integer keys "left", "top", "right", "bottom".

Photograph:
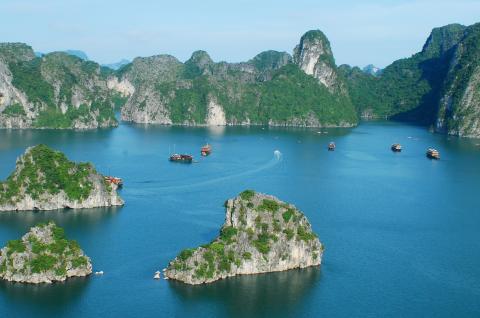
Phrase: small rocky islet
[
  {"left": 164, "top": 190, "right": 323, "bottom": 285},
  {"left": 0, "top": 144, "right": 124, "bottom": 211},
  {"left": 0, "top": 221, "right": 92, "bottom": 284}
]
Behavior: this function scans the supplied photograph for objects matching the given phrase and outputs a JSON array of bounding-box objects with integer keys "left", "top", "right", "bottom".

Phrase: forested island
[
  {"left": 0, "top": 145, "right": 124, "bottom": 211},
  {"left": 0, "top": 222, "right": 92, "bottom": 284},
  {"left": 164, "top": 191, "right": 323, "bottom": 284}
]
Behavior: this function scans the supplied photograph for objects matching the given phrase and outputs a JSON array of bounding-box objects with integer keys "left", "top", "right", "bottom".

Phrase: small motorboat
[
  {"left": 391, "top": 144, "right": 402, "bottom": 152},
  {"left": 154, "top": 271, "right": 161, "bottom": 279},
  {"left": 426, "top": 148, "right": 440, "bottom": 159},
  {"left": 104, "top": 176, "right": 123, "bottom": 187},
  {"left": 201, "top": 144, "right": 212, "bottom": 156},
  {"left": 169, "top": 154, "right": 193, "bottom": 163},
  {"left": 95, "top": 271, "right": 104, "bottom": 275},
  {"left": 328, "top": 142, "right": 336, "bottom": 151}
]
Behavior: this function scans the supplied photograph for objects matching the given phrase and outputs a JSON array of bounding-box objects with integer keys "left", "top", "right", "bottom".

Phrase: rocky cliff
[
  {"left": 341, "top": 22, "right": 480, "bottom": 138},
  {"left": 0, "top": 145, "right": 124, "bottom": 211},
  {"left": 0, "top": 43, "right": 119, "bottom": 129},
  {"left": 293, "top": 30, "right": 346, "bottom": 93},
  {"left": 118, "top": 31, "right": 357, "bottom": 128},
  {"left": 0, "top": 222, "right": 92, "bottom": 284},
  {"left": 436, "top": 23, "right": 480, "bottom": 138},
  {"left": 164, "top": 190, "right": 323, "bottom": 285}
]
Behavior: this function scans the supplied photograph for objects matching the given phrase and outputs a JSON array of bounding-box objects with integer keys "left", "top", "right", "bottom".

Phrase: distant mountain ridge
[
  {"left": 63, "top": 50, "right": 89, "bottom": 61},
  {"left": 117, "top": 30, "right": 357, "bottom": 127},
  {"left": 1, "top": 22, "right": 480, "bottom": 137},
  {"left": 362, "top": 64, "right": 382, "bottom": 76},
  {"left": 103, "top": 59, "right": 130, "bottom": 70}
]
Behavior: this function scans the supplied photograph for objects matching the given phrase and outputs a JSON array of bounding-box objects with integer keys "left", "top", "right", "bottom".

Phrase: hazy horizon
[{"left": 1, "top": 0, "right": 480, "bottom": 68}]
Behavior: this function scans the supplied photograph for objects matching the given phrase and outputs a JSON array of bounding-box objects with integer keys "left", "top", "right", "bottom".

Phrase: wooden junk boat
[
  {"left": 104, "top": 176, "right": 123, "bottom": 187},
  {"left": 169, "top": 154, "right": 193, "bottom": 163},
  {"left": 391, "top": 143, "right": 402, "bottom": 152},
  {"left": 201, "top": 144, "right": 212, "bottom": 156},
  {"left": 328, "top": 142, "right": 336, "bottom": 151},
  {"left": 426, "top": 148, "right": 440, "bottom": 160}
]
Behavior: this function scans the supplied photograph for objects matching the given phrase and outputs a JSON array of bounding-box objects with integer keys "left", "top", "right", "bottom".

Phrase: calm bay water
[{"left": 0, "top": 121, "right": 479, "bottom": 317}]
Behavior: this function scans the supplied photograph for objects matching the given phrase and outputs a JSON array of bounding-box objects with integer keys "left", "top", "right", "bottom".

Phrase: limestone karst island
[
  {"left": 0, "top": 222, "right": 92, "bottom": 284},
  {"left": 164, "top": 191, "right": 322, "bottom": 284},
  {"left": 0, "top": 145, "right": 124, "bottom": 211}
]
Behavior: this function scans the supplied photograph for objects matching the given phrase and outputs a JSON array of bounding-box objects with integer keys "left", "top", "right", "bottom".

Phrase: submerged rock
[
  {"left": 164, "top": 190, "right": 323, "bottom": 285},
  {"left": 0, "top": 144, "right": 124, "bottom": 211},
  {"left": 0, "top": 222, "right": 92, "bottom": 284}
]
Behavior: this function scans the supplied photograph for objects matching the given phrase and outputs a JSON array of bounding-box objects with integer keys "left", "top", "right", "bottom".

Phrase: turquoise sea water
[{"left": 0, "top": 122, "right": 479, "bottom": 317}]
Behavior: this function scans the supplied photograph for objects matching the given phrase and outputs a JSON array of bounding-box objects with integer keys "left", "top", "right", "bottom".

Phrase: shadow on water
[
  {"left": 0, "top": 206, "right": 122, "bottom": 239},
  {"left": 169, "top": 267, "right": 321, "bottom": 317},
  {"left": 0, "top": 276, "right": 91, "bottom": 314}
]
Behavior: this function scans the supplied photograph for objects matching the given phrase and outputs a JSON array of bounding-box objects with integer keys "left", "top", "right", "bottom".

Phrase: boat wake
[{"left": 141, "top": 151, "right": 283, "bottom": 193}]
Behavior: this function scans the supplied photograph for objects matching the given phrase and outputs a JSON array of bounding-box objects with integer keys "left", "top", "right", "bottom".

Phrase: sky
[{"left": 1, "top": 0, "right": 479, "bottom": 68}]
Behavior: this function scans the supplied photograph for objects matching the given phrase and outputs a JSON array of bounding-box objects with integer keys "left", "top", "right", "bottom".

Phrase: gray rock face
[
  {"left": 0, "top": 43, "right": 118, "bottom": 129},
  {"left": 0, "top": 145, "right": 124, "bottom": 211},
  {"left": 436, "top": 24, "right": 480, "bottom": 138},
  {"left": 293, "top": 30, "right": 344, "bottom": 93},
  {"left": 119, "top": 55, "right": 182, "bottom": 124},
  {"left": 0, "top": 222, "right": 92, "bottom": 284},
  {"left": 164, "top": 191, "right": 323, "bottom": 285}
]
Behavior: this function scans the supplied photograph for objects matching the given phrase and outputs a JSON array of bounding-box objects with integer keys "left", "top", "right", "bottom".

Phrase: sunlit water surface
[{"left": 0, "top": 122, "right": 479, "bottom": 317}]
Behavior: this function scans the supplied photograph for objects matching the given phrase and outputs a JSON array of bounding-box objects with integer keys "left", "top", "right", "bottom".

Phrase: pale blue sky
[{"left": 1, "top": 0, "right": 479, "bottom": 67}]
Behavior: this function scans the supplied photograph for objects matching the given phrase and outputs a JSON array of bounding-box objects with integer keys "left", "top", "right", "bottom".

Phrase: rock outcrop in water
[
  {"left": 0, "top": 144, "right": 124, "bottom": 211},
  {"left": 164, "top": 190, "right": 323, "bottom": 285},
  {"left": 0, "top": 222, "right": 92, "bottom": 284}
]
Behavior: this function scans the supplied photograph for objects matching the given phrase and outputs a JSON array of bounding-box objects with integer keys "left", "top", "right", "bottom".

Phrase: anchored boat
[
  {"left": 328, "top": 142, "right": 336, "bottom": 151},
  {"left": 169, "top": 154, "right": 193, "bottom": 163},
  {"left": 201, "top": 144, "right": 212, "bottom": 156},
  {"left": 391, "top": 144, "right": 402, "bottom": 152},
  {"left": 426, "top": 148, "right": 440, "bottom": 159},
  {"left": 104, "top": 176, "right": 123, "bottom": 187}
]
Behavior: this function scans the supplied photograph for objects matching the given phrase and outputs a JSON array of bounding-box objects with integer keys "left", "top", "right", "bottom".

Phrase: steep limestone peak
[
  {"left": 164, "top": 190, "right": 322, "bottom": 285},
  {"left": 293, "top": 30, "right": 340, "bottom": 91},
  {"left": 249, "top": 50, "right": 292, "bottom": 72},
  {"left": 186, "top": 50, "right": 214, "bottom": 67},
  {"left": 293, "top": 30, "right": 334, "bottom": 69},
  {"left": 122, "top": 54, "right": 183, "bottom": 83},
  {"left": 421, "top": 23, "right": 467, "bottom": 58},
  {"left": 0, "top": 43, "right": 36, "bottom": 63}
]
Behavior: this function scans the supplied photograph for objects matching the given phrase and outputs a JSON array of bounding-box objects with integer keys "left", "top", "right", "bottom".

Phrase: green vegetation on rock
[
  {"left": 0, "top": 45, "right": 118, "bottom": 129},
  {"left": 0, "top": 145, "right": 95, "bottom": 205},
  {"left": 0, "top": 145, "right": 94, "bottom": 204},
  {"left": 339, "top": 22, "right": 480, "bottom": 138},
  {"left": 0, "top": 221, "right": 92, "bottom": 283},
  {"left": 1, "top": 104, "right": 26, "bottom": 117},
  {"left": 120, "top": 37, "right": 358, "bottom": 127},
  {"left": 165, "top": 191, "right": 322, "bottom": 285}
]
